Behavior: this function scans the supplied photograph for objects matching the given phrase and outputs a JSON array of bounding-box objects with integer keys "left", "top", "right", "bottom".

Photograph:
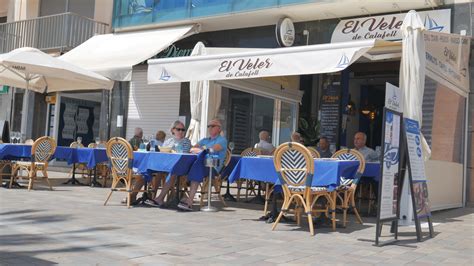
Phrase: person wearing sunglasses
[
  {"left": 144, "top": 120, "right": 191, "bottom": 208},
  {"left": 174, "top": 118, "right": 227, "bottom": 211}
]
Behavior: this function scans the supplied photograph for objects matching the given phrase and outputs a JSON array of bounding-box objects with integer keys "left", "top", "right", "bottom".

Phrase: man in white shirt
[
  {"left": 254, "top": 130, "right": 274, "bottom": 155},
  {"left": 354, "top": 132, "right": 378, "bottom": 162}
]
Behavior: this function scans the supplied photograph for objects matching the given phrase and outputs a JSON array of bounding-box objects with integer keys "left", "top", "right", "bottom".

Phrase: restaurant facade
[{"left": 1, "top": 1, "right": 472, "bottom": 211}]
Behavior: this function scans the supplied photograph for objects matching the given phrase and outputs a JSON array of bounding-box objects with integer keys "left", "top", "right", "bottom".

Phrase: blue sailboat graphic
[
  {"left": 159, "top": 68, "right": 171, "bottom": 81},
  {"left": 424, "top": 15, "right": 444, "bottom": 32},
  {"left": 336, "top": 53, "right": 350, "bottom": 68}
]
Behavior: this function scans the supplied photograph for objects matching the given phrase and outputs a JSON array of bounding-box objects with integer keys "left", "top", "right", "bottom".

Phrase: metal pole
[{"left": 202, "top": 156, "right": 217, "bottom": 212}]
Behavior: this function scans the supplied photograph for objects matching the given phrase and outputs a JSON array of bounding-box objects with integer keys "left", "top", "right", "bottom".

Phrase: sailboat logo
[
  {"left": 159, "top": 68, "right": 171, "bottom": 81},
  {"left": 336, "top": 53, "right": 350, "bottom": 68},
  {"left": 424, "top": 15, "right": 444, "bottom": 32}
]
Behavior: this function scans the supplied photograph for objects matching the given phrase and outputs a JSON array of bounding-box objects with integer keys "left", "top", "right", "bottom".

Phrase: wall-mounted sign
[
  {"left": 319, "top": 76, "right": 341, "bottom": 147},
  {"left": 385, "top": 83, "right": 403, "bottom": 113},
  {"left": 331, "top": 9, "right": 451, "bottom": 43},
  {"left": 424, "top": 31, "right": 470, "bottom": 93},
  {"left": 276, "top": 17, "right": 295, "bottom": 47},
  {"left": 155, "top": 44, "right": 193, "bottom": 59},
  {"left": 0, "top": 86, "right": 9, "bottom": 94}
]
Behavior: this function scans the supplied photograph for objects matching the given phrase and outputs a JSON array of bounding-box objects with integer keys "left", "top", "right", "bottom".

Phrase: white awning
[
  {"left": 60, "top": 24, "right": 198, "bottom": 81},
  {"left": 147, "top": 39, "right": 396, "bottom": 84}
]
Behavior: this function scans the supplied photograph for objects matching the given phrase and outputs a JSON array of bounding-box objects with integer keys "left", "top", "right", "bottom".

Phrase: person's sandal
[
  {"left": 177, "top": 202, "right": 192, "bottom": 211},
  {"left": 144, "top": 199, "right": 161, "bottom": 208}
]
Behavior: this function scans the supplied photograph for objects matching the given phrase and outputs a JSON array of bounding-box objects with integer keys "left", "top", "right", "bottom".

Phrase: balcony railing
[{"left": 0, "top": 12, "right": 109, "bottom": 53}]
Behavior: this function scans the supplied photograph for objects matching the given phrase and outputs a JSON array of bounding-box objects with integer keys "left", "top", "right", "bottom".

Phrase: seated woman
[
  {"left": 146, "top": 119, "right": 227, "bottom": 211},
  {"left": 144, "top": 120, "right": 191, "bottom": 207}
]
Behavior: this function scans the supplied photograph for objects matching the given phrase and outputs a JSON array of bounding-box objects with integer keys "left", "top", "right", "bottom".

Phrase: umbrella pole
[{"left": 20, "top": 79, "right": 30, "bottom": 140}]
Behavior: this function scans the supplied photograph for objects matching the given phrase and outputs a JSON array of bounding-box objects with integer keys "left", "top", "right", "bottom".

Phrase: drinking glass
[
  {"left": 228, "top": 142, "right": 235, "bottom": 153},
  {"left": 14, "top": 132, "right": 20, "bottom": 144},
  {"left": 10, "top": 132, "right": 16, "bottom": 144},
  {"left": 95, "top": 137, "right": 100, "bottom": 145},
  {"left": 142, "top": 136, "right": 149, "bottom": 151},
  {"left": 76, "top": 136, "right": 82, "bottom": 146},
  {"left": 330, "top": 144, "right": 336, "bottom": 154}
]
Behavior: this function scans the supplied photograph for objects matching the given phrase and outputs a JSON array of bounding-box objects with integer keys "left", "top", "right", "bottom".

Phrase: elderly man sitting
[
  {"left": 177, "top": 118, "right": 228, "bottom": 211},
  {"left": 254, "top": 130, "right": 274, "bottom": 155},
  {"left": 316, "top": 136, "right": 332, "bottom": 158},
  {"left": 353, "top": 132, "right": 378, "bottom": 162}
]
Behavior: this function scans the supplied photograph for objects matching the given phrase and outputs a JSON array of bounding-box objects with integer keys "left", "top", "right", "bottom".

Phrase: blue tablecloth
[
  {"left": 54, "top": 147, "right": 108, "bottom": 168},
  {"left": 220, "top": 155, "right": 241, "bottom": 178},
  {"left": 0, "top": 144, "right": 108, "bottom": 168},
  {"left": 228, "top": 157, "right": 362, "bottom": 191},
  {"left": 362, "top": 162, "right": 381, "bottom": 182},
  {"left": 0, "top": 144, "right": 32, "bottom": 160},
  {"left": 133, "top": 151, "right": 201, "bottom": 182}
]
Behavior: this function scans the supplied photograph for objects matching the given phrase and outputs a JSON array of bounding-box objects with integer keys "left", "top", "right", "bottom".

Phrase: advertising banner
[
  {"left": 379, "top": 110, "right": 401, "bottom": 220},
  {"left": 319, "top": 77, "right": 341, "bottom": 147},
  {"left": 331, "top": 9, "right": 451, "bottom": 43}
]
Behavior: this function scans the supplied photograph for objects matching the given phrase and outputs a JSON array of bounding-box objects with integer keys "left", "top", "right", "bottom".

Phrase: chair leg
[
  {"left": 236, "top": 180, "right": 242, "bottom": 201},
  {"left": 9, "top": 166, "right": 16, "bottom": 189},
  {"left": 43, "top": 170, "right": 53, "bottom": 191},
  {"left": 272, "top": 198, "right": 290, "bottom": 231},
  {"left": 351, "top": 190, "right": 363, "bottom": 224},
  {"left": 330, "top": 192, "right": 337, "bottom": 231},
  {"left": 27, "top": 171, "right": 34, "bottom": 191},
  {"left": 307, "top": 211, "right": 315, "bottom": 236},
  {"left": 263, "top": 183, "right": 271, "bottom": 215},
  {"left": 214, "top": 179, "right": 227, "bottom": 207},
  {"left": 342, "top": 191, "right": 349, "bottom": 228},
  {"left": 104, "top": 179, "right": 118, "bottom": 206}
]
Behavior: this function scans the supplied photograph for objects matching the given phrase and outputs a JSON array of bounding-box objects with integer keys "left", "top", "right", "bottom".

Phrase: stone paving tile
[{"left": 1, "top": 173, "right": 474, "bottom": 265}]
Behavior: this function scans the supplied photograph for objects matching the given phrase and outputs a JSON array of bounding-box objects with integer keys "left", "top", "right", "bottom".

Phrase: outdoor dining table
[
  {"left": 0, "top": 144, "right": 110, "bottom": 186},
  {"left": 228, "top": 157, "right": 361, "bottom": 191}
]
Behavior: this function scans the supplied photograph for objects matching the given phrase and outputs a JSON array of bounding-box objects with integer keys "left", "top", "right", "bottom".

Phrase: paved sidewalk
[{"left": 1, "top": 172, "right": 473, "bottom": 265}]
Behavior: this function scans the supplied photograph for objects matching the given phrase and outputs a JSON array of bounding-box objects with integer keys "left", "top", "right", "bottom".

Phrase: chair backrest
[
  {"left": 307, "top": 147, "right": 321, "bottom": 159},
  {"left": 24, "top": 139, "right": 34, "bottom": 145},
  {"left": 70, "top": 142, "right": 84, "bottom": 148},
  {"left": 331, "top": 149, "right": 366, "bottom": 184},
  {"left": 240, "top": 147, "right": 262, "bottom": 157},
  {"left": 88, "top": 143, "right": 97, "bottom": 148},
  {"left": 219, "top": 148, "right": 233, "bottom": 175},
  {"left": 32, "top": 136, "right": 57, "bottom": 163},
  {"left": 273, "top": 142, "right": 314, "bottom": 189},
  {"left": 106, "top": 137, "right": 134, "bottom": 178},
  {"left": 0, "top": 140, "right": 3, "bottom": 144}
]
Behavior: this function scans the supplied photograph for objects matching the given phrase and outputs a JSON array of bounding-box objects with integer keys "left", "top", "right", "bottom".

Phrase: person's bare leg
[
  {"left": 151, "top": 173, "right": 164, "bottom": 197},
  {"left": 154, "top": 175, "right": 176, "bottom": 204},
  {"left": 184, "top": 181, "right": 200, "bottom": 206},
  {"left": 130, "top": 178, "right": 145, "bottom": 202}
]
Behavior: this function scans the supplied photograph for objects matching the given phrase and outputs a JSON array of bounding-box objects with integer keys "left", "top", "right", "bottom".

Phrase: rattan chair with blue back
[
  {"left": 10, "top": 136, "right": 57, "bottom": 191},
  {"left": 307, "top": 147, "right": 321, "bottom": 159},
  {"left": 272, "top": 142, "right": 335, "bottom": 235},
  {"left": 104, "top": 137, "right": 145, "bottom": 208},
  {"left": 237, "top": 147, "right": 262, "bottom": 201},
  {"left": 331, "top": 148, "right": 365, "bottom": 227}
]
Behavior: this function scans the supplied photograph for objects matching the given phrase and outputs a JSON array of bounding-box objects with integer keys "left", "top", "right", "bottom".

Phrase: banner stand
[{"left": 375, "top": 108, "right": 403, "bottom": 246}]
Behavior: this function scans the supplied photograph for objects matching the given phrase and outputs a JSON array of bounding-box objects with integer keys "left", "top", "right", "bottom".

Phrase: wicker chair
[
  {"left": 10, "top": 136, "right": 57, "bottom": 191},
  {"left": 87, "top": 143, "right": 110, "bottom": 186},
  {"left": 103, "top": 137, "right": 146, "bottom": 208},
  {"left": 236, "top": 147, "right": 262, "bottom": 201},
  {"left": 272, "top": 142, "right": 335, "bottom": 235},
  {"left": 307, "top": 147, "right": 321, "bottom": 159},
  {"left": 331, "top": 149, "right": 365, "bottom": 227},
  {"left": 200, "top": 148, "right": 232, "bottom": 207}
]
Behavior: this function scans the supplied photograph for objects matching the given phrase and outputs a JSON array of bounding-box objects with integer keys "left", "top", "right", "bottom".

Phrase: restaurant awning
[
  {"left": 60, "top": 24, "right": 199, "bottom": 81},
  {"left": 147, "top": 39, "right": 399, "bottom": 84}
]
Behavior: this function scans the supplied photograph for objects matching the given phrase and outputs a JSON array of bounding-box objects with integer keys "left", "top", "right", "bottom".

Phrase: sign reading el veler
[
  {"left": 148, "top": 40, "right": 378, "bottom": 84},
  {"left": 331, "top": 9, "right": 451, "bottom": 43}
]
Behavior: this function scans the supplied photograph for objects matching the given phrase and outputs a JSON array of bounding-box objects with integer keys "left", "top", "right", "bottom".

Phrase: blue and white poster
[
  {"left": 404, "top": 118, "right": 431, "bottom": 218},
  {"left": 379, "top": 110, "right": 401, "bottom": 220}
]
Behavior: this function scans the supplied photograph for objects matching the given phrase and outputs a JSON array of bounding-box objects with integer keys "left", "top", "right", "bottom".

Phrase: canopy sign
[{"left": 331, "top": 9, "right": 451, "bottom": 43}]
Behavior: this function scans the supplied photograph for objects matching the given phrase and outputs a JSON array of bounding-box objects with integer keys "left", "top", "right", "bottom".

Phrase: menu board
[
  {"left": 404, "top": 118, "right": 427, "bottom": 182},
  {"left": 319, "top": 82, "right": 341, "bottom": 146},
  {"left": 379, "top": 110, "right": 401, "bottom": 220},
  {"left": 58, "top": 97, "right": 100, "bottom": 147},
  {"left": 404, "top": 118, "right": 431, "bottom": 219}
]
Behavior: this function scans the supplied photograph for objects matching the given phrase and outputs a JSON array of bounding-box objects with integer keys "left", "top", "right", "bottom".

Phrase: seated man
[
  {"left": 148, "top": 130, "right": 166, "bottom": 151},
  {"left": 254, "top": 130, "right": 274, "bottom": 155},
  {"left": 353, "top": 132, "right": 378, "bottom": 162},
  {"left": 316, "top": 136, "right": 332, "bottom": 158},
  {"left": 178, "top": 118, "right": 227, "bottom": 211},
  {"left": 291, "top": 131, "right": 304, "bottom": 144},
  {"left": 129, "top": 127, "right": 143, "bottom": 151}
]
